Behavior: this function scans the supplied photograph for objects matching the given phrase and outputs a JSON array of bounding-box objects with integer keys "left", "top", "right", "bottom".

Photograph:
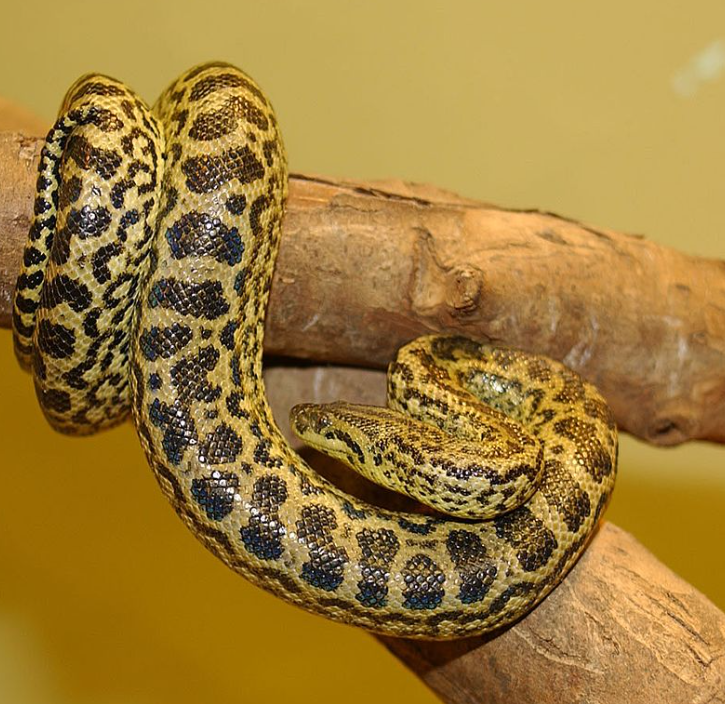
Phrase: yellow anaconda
[{"left": 12, "top": 62, "right": 617, "bottom": 639}]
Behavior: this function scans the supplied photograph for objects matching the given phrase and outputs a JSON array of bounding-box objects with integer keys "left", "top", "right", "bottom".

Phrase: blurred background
[{"left": 1, "top": 2, "right": 724, "bottom": 702}]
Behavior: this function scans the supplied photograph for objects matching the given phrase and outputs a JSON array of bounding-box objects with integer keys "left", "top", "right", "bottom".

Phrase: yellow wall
[{"left": 1, "top": 2, "right": 723, "bottom": 702}]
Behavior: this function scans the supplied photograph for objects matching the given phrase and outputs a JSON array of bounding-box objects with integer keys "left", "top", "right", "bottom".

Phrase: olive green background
[{"left": 1, "top": 2, "right": 724, "bottom": 703}]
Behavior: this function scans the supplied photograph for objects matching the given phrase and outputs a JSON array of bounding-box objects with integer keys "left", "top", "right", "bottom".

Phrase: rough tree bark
[{"left": 2, "top": 126, "right": 724, "bottom": 704}]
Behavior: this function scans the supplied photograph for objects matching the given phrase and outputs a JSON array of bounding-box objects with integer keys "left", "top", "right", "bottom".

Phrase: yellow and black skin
[{"left": 12, "top": 62, "right": 617, "bottom": 639}]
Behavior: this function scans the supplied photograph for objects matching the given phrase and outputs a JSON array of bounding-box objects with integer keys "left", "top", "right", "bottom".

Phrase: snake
[{"left": 11, "top": 62, "right": 617, "bottom": 639}]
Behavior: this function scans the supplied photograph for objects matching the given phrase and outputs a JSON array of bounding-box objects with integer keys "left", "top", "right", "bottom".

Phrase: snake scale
[{"left": 12, "top": 62, "right": 617, "bottom": 639}]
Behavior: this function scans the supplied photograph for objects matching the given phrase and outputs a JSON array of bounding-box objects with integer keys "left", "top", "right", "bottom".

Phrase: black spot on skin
[
  {"left": 248, "top": 194, "right": 270, "bottom": 236},
  {"left": 148, "top": 278, "right": 230, "bottom": 320},
  {"left": 554, "top": 369, "right": 586, "bottom": 404},
  {"left": 23, "top": 246, "right": 46, "bottom": 267},
  {"left": 181, "top": 146, "right": 265, "bottom": 194},
  {"left": 66, "top": 205, "right": 112, "bottom": 239},
  {"left": 485, "top": 581, "right": 536, "bottom": 617},
  {"left": 158, "top": 184, "right": 179, "bottom": 222},
  {"left": 148, "top": 398, "right": 198, "bottom": 465},
  {"left": 262, "top": 139, "right": 279, "bottom": 167},
  {"left": 553, "top": 416, "right": 614, "bottom": 481},
  {"left": 171, "top": 108, "right": 188, "bottom": 132},
  {"left": 526, "top": 357, "right": 553, "bottom": 383},
  {"left": 139, "top": 324, "right": 193, "bottom": 361},
  {"left": 446, "top": 530, "right": 497, "bottom": 604},
  {"left": 296, "top": 504, "right": 349, "bottom": 591},
  {"left": 102, "top": 272, "right": 138, "bottom": 311},
  {"left": 397, "top": 518, "right": 442, "bottom": 535},
  {"left": 189, "top": 71, "right": 267, "bottom": 104},
  {"left": 57, "top": 174, "right": 82, "bottom": 210},
  {"left": 198, "top": 423, "right": 243, "bottom": 464},
  {"left": 355, "top": 528, "right": 400, "bottom": 608},
  {"left": 343, "top": 501, "right": 367, "bottom": 519},
  {"left": 402, "top": 554, "right": 445, "bottom": 610},
  {"left": 121, "top": 99, "right": 135, "bottom": 120},
  {"left": 323, "top": 428, "right": 365, "bottom": 465},
  {"left": 253, "top": 438, "right": 283, "bottom": 468},
  {"left": 494, "top": 507, "right": 557, "bottom": 572},
  {"left": 39, "top": 274, "right": 91, "bottom": 312},
  {"left": 34, "top": 195, "right": 52, "bottom": 216},
  {"left": 430, "top": 336, "right": 485, "bottom": 362},
  {"left": 36, "top": 320, "right": 75, "bottom": 359},
  {"left": 65, "top": 134, "right": 122, "bottom": 180},
  {"left": 92, "top": 242, "right": 122, "bottom": 284},
  {"left": 225, "top": 194, "right": 247, "bottom": 215},
  {"left": 225, "top": 391, "right": 247, "bottom": 419},
  {"left": 240, "top": 475, "right": 288, "bottom": 560},
  {"left": 583, "top": 396, "right": 616, "bottom": 429},
  {"left": 116, "top": 209, "right": 140, "bottom": 241},
  {"left": 16, "top": 270, "right": 44, "bottom": 290},
  {"left": 171, "top": 346, "right": 221, "bottom": 403},
  {"left": 539, "top": 459, "right": 591, "bottom": 533},
  {"left": 191, "top": 471, "right": 240, "bottom": 520},
  {"left": 220, "top": 321, "right": 238, "bottom": 351},
  {"left": 69, "top": 80, "right": 126, "bottom": 102},
  {"left": 81, "top": 105, "right": 125, "bottom": 132},
  {"left": 188, "top": 95, "right": 269, "bottom": 141},
  {"left": 39, "top": 387, "right": 71, "bottom": 413},
  {"left": 165, "top": 211, "right": 244, "bottom": 265}
]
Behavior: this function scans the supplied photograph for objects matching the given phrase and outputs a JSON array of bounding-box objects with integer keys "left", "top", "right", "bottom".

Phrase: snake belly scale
[{"left": 12, "top": 62, "right": 617, "bottom": 639}]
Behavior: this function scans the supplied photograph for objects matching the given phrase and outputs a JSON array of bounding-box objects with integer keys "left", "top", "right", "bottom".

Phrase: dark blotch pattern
[
  {"left": 39, "top": 274, "right": 91, "bottom": 312},
  {"left": 165, "top": 211, "right": 244, "bottom": 265},
  {"left": 446, "top": 530, "right": 497, "bottom": 604},
  {"left": 191, "top": 470, "right": 240, "bottom": 520},
  {"left": 240, "top": 475, "right": 288, "bottom": 560},
  {"left": 198, "top": 423, "right": 243, "bottom": 464},
  {"left": 355, "top": 528, "right": 400, "bottom": 608},
  {"left": 139, "top": 323, "right": 193, "bottom": 361},
  {"left": 148, "top": 278, "right": 230, "bottom": 320},
  {"left": 402, "top": 554, "right": 445, "bottom": 610},
  {"left": 39, "top": 387, "right": 72, "bottom": 414},
  {"left": 539, "top": 459, "right": 591, "bottom": 533},
  {"left": 554, "top": 416, "right": 614, "bottom": 482},
  {"left": 171, "top": 346, "right": 221, "bottom": 403},
  {"left": 91, "top": 242, "right": 122, "bottom": 284},
  {"left": 181, "top": 146, "right": 265, "bottom": 194},
  {"left": 148, "top": 398, "right": 198, "bottom": 466},
  {"left": 494, "top": 507, "right": 557, "bottom": 572},
  {"left": 66, "top": 134, "right": 122, "bottom": 180},
  {"left": 398, "top": 517, "right": 442, "bottom": 536},
  {"left": 36, "top": 320, "right": 75, "bottom": 359},
  {"left": 189, "top": 71, "right": 267, "bottom": 104},
  {"left": 296, "top": 504, "right": 349, "bottom": 591},
  {"left": 225, "top": 194, "right": 247, "bottom": 215},
  {"left": 189, "top": 95, "right": 269, "bottom": 141}
]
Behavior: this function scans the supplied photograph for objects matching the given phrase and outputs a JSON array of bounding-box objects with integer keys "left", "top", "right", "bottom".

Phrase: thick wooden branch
[
  {"left": 2, "top": 131, "right": 725, "bottom": 446},
  {"left": 2, "top": 124, "right": 725, "bottom": 703}
]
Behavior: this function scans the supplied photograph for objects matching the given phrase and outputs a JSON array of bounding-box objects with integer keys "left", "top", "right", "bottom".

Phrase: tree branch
[
  {"left": 2, "top": 127, "right": 725, "bottom": 703},
  {"left": 2, "top": 132, "right": 725, "bottom": 446}
]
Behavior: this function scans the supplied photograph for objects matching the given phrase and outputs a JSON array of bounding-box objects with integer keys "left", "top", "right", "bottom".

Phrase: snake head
[{"left": 289, "top": 403, "right": 334, "bottom": 439}]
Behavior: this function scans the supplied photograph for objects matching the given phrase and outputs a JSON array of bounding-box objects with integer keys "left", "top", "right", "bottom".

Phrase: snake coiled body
[{"left": 12, "top": 62, "right": 617, "bottom": 639}]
